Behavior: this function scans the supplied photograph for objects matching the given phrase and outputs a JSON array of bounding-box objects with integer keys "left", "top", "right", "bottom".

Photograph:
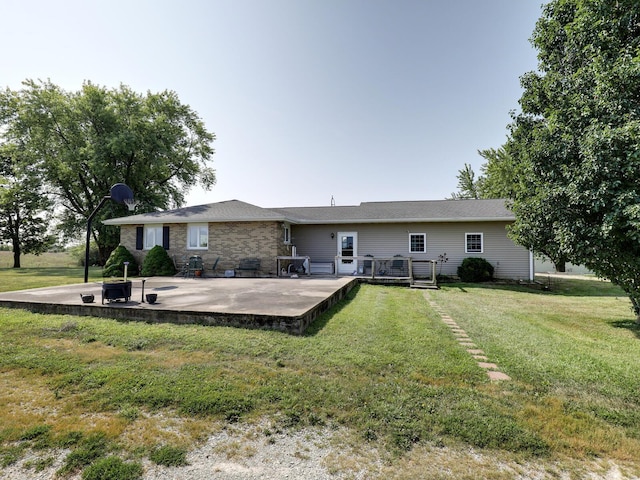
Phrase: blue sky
[{"left": 2, "top": 0, "right": 544, "bottom": 208}]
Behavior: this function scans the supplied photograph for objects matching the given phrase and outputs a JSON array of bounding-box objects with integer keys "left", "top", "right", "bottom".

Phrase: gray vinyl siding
[
  {"left": 291, "top": 221, "right": 530, "bottom": 280},
  {"left": 290, "top": 225, "right": 336, "bottom": 263}
]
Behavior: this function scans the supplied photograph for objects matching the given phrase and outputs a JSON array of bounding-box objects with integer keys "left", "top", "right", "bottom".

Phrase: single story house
[{"left": 103, "top": 198, "right": 534, "bottom": 280}]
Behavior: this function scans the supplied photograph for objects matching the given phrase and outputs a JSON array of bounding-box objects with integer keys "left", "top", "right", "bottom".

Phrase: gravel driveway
[{"left": 2, "top": 425, "right": 376, "bottom": 480}]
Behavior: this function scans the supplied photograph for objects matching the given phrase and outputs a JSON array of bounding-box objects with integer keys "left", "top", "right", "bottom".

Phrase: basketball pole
[
  {"left": 84, "top": 196, "right": 111, "bottom": 283},
  {"left": 84, "top": 183, "right": 134, "bottom": 283}
]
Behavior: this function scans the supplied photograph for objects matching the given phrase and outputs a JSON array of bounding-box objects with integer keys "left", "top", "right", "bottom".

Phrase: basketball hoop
[
  {"left": 123, "top": 198, "right": 139, "bottom": 212},
  {"left": 109, "top": 183, "right": 134, "bottom": 203},
  {"left": 84, "top": 182, "right": 135, "bottom": 283}
]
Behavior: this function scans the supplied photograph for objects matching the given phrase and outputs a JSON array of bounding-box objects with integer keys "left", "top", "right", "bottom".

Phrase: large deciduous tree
[
  {"left": 449, "top": 147, "right": 570, "bottom": 271},
  {"left": 448, "top": 163, "right": 482, "bottom": 199},
  {"left": 477, "top": 147, "right": 518, "bottom": 200},
  {"left": 0, "top": 145, "right": 55, "bottom": 268},
  {"left": 477, "top": 146, "right": 569, "bottom": 272},
  {"left": 506, "top": 0, "right": 640, "bottom": 316},
  {"left": 0, "top": 80, "right": 216, "bottom": 263}
]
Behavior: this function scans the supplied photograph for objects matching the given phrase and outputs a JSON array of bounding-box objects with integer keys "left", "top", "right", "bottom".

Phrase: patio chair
[
  {"left": 391, "top": 255, "right": 406, "bottom": 276},
  {"left": 186, "top": 256, "right": 204, "bottom": 278},
  {"left": 210, "top": 256, "right": 220, "bottom": 276},
  {"left": 363, "top": 254, "right": 374, "bottom": 274},
  {"left": 174, "top": 255, "right": 188, "bottom": 277}
]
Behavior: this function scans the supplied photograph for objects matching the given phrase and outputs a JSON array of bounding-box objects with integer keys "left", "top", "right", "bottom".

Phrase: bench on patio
[
  {"left": 310, "top": 262, "right": 334, "bottom": 274},
  {"left": 236, "top": 257, "right": 261, "bottom": 276}
]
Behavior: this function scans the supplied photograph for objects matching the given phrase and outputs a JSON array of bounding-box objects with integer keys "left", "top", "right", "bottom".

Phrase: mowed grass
[
  {"left": 428, "top": 279, "right": 640, "bottom": 460},
  {"left": 1, "top": 258, "right": 640, "bottom": 477},
  {"left": 0, "top": 251, "right": 102, "bottom": 290},
  {"left": 0, "top": 286, "right": 509, "bottom": 452}
]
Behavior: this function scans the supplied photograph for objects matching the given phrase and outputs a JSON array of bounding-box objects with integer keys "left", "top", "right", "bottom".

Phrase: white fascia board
[
  {"left": 292, "top": 217, "right": 515, "bottom": 225},
  {"left": 104, "top": 214, "right": 513, "bottom": 226},
  {"left": 104, "top": 216, "right": 294, "bottom": 225}
]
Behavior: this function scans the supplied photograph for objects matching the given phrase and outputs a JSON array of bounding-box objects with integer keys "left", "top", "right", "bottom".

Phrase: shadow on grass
[
  {"left": 1, "top": 267, "right": 94, "bottom": 277},
  {"left": 304, "top": 283, "right": 361, "bottom": 336},
  {"left": 441, "top": 277, "right": 626, "bottom": 298},
  {"left": 610, "top": 319, "right": 640, "bottom": 339}
]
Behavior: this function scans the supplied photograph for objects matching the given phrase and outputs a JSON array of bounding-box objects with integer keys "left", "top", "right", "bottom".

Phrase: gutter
[
  {"left": 288, "top": 217, "right": 516, "bottom": 225},
  {"left": 104, "top": 215, "right": 294, "bottom": 226},
  {"left": 529, "top": 250, "right": 535, "bottom": 281},
  {"left": 105, "top": 216, "right": 515, "bottom": 226}
]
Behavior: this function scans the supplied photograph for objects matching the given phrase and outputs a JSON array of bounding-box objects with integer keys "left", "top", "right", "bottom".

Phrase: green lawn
[
  {"left": 0, "top": 252, "right": 102, "bottom": 290},
  {"left": 1, "top": 262, "right": 640, "bottom": 478},
  {"left": 430, "top": 279, "right": 640, "bottom": 458}
]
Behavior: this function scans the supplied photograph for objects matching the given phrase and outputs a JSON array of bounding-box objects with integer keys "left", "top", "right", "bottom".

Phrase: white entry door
[{"left": 337, "top": 232, "right": 358, "bottom": 274}]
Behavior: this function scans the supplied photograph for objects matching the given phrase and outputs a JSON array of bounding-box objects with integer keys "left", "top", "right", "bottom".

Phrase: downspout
[{"left": 529, "top": 250, "right": 534, "bottom": 282}]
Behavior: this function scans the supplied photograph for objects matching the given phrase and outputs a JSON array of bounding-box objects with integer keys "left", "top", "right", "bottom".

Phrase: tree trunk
[
  {"left": 630, "top": 296, "right": 640, "bottom": 325},
  {"left": 554, "top": 260, "right": 566, "bottom": 273},
  {"left": 92, "top": 229, "right": 109, "bottom": 267},
  {"left": 550, "top": 252, "right": 568, "bottom": 273},
  {"left": 12, "top": 238, "right": 21, "bottom": 269},
  {"left": 98, "top": 244, "right": 108, "bottom": 267}
]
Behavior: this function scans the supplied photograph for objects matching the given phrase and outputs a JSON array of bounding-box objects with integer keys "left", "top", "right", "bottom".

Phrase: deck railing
[{"left": 334, "top": 256, "right": 437, "bottom": 284}]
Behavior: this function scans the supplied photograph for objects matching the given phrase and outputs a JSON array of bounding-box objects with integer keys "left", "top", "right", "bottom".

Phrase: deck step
[{"left": 410, "top": 282, "right": 439, "bottom": 290}]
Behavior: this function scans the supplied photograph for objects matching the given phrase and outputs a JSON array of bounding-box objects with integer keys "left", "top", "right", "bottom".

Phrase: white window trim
[
  {"left": 144, "top": 225, "right": 163, "bottom": 250},
  {"left": 187, "top": 223, "right": 209, "bottom": 250},
  {"left": 465, "top": 232, "right": 484, "bottom": 254},
  {"left": 283, "top": 223, "right": 291, "bottom": 245},
  {"left": 409, "top": 233, "right": 427, "bottom": 253}
]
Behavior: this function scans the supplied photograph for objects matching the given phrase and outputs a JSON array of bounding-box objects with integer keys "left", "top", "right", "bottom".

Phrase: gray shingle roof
[
  {"left": 272, "top": 199, "right": 514, "bottom": 224},
  {"left": 104, "top": 198, "right": 513, "bottom": 225},
  {"left": 104, "top": 200, "right": 289, "bottom": 225}
]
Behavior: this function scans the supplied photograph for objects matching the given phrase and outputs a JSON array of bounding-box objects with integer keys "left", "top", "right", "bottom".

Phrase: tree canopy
[
  {"left": 504, "top": 0, "right": 640, "bottom": 316},
  {"left": 0, "top": 144, "right": 55, "bottom": 267},
  {"left": 448, "top": 163, "right": 482, "bottom": 200},
  {"left": 449, "top": 148, "right": 519, "bottom": 201},
  {"left": 476, "top": 147, "right": 519, "bottom": 200},
  {"left": 0, "top": 80, "right": 216, "bottom": 264}
]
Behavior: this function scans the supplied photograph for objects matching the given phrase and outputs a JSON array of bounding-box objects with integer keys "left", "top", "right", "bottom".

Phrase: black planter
[
  {"left": 145, "top": 293, "right": 158, "bottom": 304},
  {"left": 80, "top": 294, "right": 94, "bottom": 303},
  {"left": 102, "top": 281, "right": 132, "bottom": 304}
]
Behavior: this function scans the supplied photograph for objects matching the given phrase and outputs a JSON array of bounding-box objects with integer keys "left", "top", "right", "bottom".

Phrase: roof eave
[
  {"left": 103, "top": 216, "right": 294, "bottom": 225},
  {"left": 290, "top": 217, "right": 515, "bottom": 225}
]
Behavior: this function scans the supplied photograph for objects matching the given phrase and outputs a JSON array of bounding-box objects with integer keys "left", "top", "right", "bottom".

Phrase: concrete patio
[{"left": 0, "top": 276, "right": 358, "bottom": 335}]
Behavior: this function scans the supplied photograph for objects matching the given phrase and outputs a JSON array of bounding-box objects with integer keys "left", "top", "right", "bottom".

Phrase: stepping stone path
[{"left": 427, "top": 298, "right": 511, "bottom": 381}]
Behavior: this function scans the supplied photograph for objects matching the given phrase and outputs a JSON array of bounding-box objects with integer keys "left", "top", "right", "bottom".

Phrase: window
[
  {"left": 409, "top": 233, "right": 426, "bottom": 253},
  {"left": 137, "top": 225, "right": 169, "bottom": 250},
  {"left": 144, "top": 226, "right": 163, "bottom": 250},
  {"left": 283, "top": 223, "right": 291, "bottom": 244},
  {"left": 188, "top": 224, "right": 208, "bottom": 249},
  {"left": 465, "top": 233, "right": 483, "bottom": 253}
]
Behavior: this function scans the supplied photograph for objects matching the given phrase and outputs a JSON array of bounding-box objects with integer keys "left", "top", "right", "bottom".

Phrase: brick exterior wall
[
  {"left": 120, "top": 225, "right": 141, "bottom": 263},
  {"left": 119, "top": 221, "right": 292, "bottom": 276}
]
